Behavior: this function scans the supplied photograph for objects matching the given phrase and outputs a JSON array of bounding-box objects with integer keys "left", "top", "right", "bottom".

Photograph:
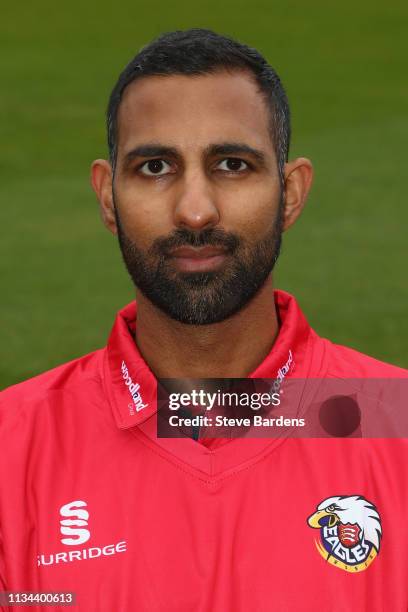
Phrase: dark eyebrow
[
  {"left": 122, "top": 145, "right": 179, "bottom": 169},
  {"left": 206, "top": 143, "right": 267, "bottom": 167}
]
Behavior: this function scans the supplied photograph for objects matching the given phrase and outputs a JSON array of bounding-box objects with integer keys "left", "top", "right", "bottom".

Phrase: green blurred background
[{"left": 1, "top": 1, "right": 407, "bottom": 389}]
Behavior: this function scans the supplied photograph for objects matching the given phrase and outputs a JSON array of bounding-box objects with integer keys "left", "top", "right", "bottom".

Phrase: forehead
[{"left": 116, "top": 70, "right": 274, "bottom": 156}]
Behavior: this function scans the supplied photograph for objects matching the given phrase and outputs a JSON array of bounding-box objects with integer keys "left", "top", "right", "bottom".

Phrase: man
[{"left": 0, "top": 28, "right": 407, "bottom": 612}]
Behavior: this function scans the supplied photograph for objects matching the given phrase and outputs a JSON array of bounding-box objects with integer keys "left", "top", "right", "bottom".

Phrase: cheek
[
  {"left": 114, "top": 186, "right": 174, "bottom": 250},
  {"left": 222, "top": 184, "right": 281, "bottom": 238}
]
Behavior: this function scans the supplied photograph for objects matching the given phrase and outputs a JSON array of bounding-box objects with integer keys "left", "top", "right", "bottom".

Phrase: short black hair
[{"left": 107, "top": 28, "right": 291, "bottom": 180}]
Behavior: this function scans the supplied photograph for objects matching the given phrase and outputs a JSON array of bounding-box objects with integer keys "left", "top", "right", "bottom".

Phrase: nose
[{"left": 173, "top": 169, "right": 220, "bottom": 230}]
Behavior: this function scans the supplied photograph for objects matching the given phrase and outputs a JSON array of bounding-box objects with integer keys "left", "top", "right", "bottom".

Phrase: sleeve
[{"left": 0, "top": 527, "right": 9, "bottom": 612}]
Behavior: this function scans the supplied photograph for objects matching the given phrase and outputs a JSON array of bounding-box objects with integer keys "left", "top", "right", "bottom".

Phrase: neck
[{"left": 134, "top": 278, "right": 279, "bottom": 378}]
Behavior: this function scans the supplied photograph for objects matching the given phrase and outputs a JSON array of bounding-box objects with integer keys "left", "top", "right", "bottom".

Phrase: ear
[
  {"left": 90, "top": 159, "right": 117, "bottom": 235},
  {"left": 282, "top": 157, "right": 313, "bottom": 231}
]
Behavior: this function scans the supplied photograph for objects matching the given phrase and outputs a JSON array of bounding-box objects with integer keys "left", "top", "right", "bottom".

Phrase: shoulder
[
  {"left": 313, "top": 338, "right": 408, "bottom": 435},
  {"left": 320, "top": 336, "right": 408, "bottom": 378},
  {"left": 0, "top": 348, "right": 105, "bottom": 422}
]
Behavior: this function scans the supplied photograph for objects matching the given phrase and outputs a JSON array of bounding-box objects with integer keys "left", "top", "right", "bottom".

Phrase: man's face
[{"left": 112, "top": 70, "right": 283, "bottom": 325}]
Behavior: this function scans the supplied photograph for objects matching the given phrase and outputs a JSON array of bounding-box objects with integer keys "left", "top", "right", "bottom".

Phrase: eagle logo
[{"left": 307, "top": 495, "right": 382, "bottom": 573}]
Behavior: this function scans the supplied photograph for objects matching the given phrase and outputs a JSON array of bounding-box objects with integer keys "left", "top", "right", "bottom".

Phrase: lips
[
  {"left": 168, "top": 245, "right": 229, "bottom": 272},
  {"left": 169, "top": 246, "right": 227, "bottom": 258}
]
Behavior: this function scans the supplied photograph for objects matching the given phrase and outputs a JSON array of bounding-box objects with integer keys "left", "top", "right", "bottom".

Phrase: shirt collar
[{"left": 104, "top": 289, "right": 316, "bottom": 429}]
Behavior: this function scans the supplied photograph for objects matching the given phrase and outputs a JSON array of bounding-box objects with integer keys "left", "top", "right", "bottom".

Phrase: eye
[
  {"left": 216, "top": 158, "right": 249, "bottom": 173},
  {"left": 327, "top": 505, "right": 335, "bottom": 512},
  {"left": 139, "top": 159, "right": 173, "bottom": 176}
]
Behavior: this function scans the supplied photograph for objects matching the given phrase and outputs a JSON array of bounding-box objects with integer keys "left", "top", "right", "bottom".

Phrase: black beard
[{"left": 114, "top": 199, "right": 284, "bottom": 325}]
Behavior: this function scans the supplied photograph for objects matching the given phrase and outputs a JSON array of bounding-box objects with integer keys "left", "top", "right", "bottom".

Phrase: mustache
[{"left": 152, "top": 228, "right": 240, "bottom": 256}]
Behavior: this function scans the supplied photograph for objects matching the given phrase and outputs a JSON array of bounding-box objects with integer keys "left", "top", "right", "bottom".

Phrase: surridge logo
[
  {"left": 60, "top": 500, "right": 90, "bottom": 545},
  {"left": 37, "top": 499, "right": 127, "bottom": 567},
  {"left": 307, "top": 494, "right": 382, "bottom": 573},
  {"left": 121, "top": 360, "right": 148, "bottom": 412}
]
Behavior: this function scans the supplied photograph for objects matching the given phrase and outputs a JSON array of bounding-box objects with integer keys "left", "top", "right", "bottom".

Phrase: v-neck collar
[{"left": 102, "top": 290, "right": 326, "bottom": 481}]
